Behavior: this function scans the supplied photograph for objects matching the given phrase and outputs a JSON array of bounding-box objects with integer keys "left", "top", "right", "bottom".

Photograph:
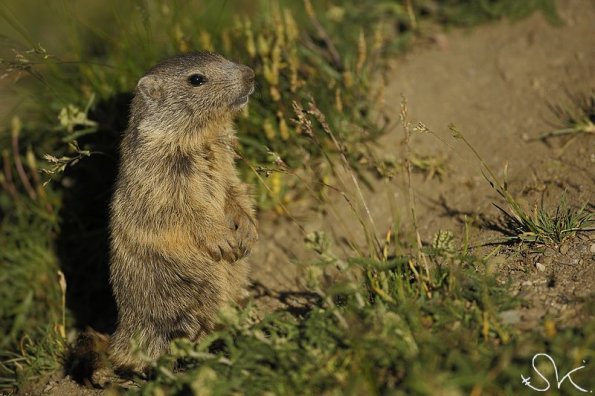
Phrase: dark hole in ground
[{"left": 56, "top": 92, "right": 132, "bottom": 334}]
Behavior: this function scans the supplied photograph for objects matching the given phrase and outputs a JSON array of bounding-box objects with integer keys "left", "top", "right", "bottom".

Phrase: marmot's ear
[{"left": 137, "top": 75, "right": 162, "bottom": 101}]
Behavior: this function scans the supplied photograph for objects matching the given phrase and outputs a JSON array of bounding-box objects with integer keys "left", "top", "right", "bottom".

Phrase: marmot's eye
[{"left": 188, "top": 74, "right": 207, "bottom": 86}]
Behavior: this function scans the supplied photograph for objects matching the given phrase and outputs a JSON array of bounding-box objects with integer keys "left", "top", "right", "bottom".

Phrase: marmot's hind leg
[{"left": 109, "top": 326, "right": 169, "bottom": 375}]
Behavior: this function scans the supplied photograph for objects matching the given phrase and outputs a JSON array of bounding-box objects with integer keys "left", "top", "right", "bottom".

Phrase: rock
[
  {"left": 559, "top": 243, "right": 570, "bottom": 255},
  {"left": 543, "top": 247, "right": 556, "bottom": 257},
  {"left": 590, "top": 243, "right": 595, "bottom": 254},
  {"left": 535, "top": 262, "right": 546, "bottom": 272},
  {"left": 499, "top": 310, "right": 522, "bottom": 325}
]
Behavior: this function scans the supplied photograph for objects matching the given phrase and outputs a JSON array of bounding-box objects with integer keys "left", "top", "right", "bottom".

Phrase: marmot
[{"left": 77, "top": 52, "right": 258, "bottom": 378}]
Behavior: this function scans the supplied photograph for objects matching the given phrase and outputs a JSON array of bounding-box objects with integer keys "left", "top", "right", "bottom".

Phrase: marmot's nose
[{"left": 241, "top": 65, "right": 255, "bottom": 82}]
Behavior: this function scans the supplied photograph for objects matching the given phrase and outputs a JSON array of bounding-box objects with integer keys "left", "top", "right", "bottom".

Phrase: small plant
[
  {"left": 410, "top": 152, "right": 448, "bottom": 181},
  {"left": 494, "top": 199, "right": 594, "bottom": 245},
  {"left": 450, "top": 124, "right": 594, "bottom": 245},
  {"left": 533, "top": 91, "right": 595, "bottom": 141}
]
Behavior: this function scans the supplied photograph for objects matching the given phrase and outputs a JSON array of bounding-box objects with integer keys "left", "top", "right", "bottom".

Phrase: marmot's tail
[{"left": 65, "top": 328, "right": 110, "bottom": 386}]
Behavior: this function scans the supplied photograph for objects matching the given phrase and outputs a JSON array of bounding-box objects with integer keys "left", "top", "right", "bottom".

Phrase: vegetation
[
  {"left": 1, "top": 0, "right": 591, "bottom": 395},
  {"left": 450, "top": 125, "right": 594, "bottom": 245},
  {"left": 534, "top": 91, "right": 595, "bottom": 141}
]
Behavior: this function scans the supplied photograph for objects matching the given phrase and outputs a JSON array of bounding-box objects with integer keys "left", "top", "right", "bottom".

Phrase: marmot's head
[{"left": 130, "top": 52, "right": 254, "bottom": 135}]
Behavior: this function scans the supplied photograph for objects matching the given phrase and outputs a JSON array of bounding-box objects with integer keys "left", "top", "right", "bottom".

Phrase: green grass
[
  {"left": 0, "top": 0, "right": 579, "bottom": 393},
  {"left": 494, "top": 199, "right": 594, "bottom": 245},
  {"left": 0, "top": 186, "right": 64, "bottom": 388}
]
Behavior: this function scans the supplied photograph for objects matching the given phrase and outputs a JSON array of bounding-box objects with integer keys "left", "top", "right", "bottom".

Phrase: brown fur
[{"left": 78, "top": 52, "right": 257, "bottom": 377}]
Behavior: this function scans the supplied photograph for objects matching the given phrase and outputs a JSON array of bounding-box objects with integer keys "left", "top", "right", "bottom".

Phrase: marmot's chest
[
  {"left": 167, "top": 142, "right": 234, "bottom": 177},
  {"left": 182, "top": 144, "right": 236, "bottom": 205}
]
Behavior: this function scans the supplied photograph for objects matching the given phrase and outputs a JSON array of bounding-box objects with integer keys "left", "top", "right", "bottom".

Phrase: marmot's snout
[
  {"left": 232, "top": 65, "right": 255, "bottom": 109},
  {"left": 241, "top": 65, "right": 255, "bottom": 84}
]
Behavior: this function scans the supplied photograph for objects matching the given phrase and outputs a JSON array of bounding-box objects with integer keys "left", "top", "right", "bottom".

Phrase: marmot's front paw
[
  {"left": 204, "top": 232, "right": 240, "bottom": 262},
  {"left": 232, "top": 215, "right": 258, "bottom": 259}
]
